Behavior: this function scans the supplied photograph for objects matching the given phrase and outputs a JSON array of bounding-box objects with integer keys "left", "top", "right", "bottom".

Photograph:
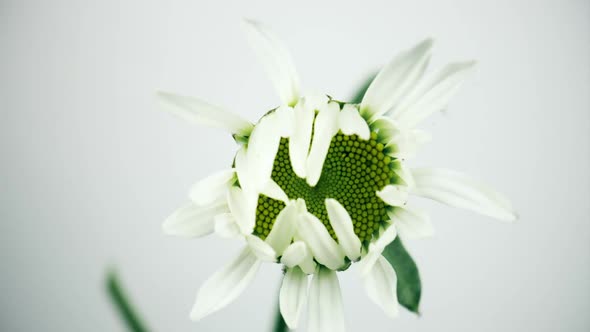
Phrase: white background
[{"left": 2, "top": 0, "right": 589, "bottom": 331}]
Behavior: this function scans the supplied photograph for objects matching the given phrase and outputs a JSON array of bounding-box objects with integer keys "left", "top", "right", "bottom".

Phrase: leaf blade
[{"left": 381, "top": 238, "right": 422, "bottom": 314}]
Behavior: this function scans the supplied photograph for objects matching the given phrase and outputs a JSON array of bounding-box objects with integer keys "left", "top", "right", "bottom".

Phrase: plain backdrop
[{"left": 1, "top": 0, "right": 589, "bottom": 331}]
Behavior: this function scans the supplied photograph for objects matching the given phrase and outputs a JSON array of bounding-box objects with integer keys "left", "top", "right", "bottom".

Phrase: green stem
[{"left": 106, "top": 269, "right": 150, "bottom": 332}]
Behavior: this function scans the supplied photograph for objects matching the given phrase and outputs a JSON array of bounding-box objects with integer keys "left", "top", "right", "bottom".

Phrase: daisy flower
[{"left": 159, "top": 19, "right": 517, "bottom": 331}]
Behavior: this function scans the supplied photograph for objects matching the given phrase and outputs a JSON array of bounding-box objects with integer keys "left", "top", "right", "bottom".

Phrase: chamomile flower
[{"left": 160, "top": 20, "right": 517, "bottom": 331}]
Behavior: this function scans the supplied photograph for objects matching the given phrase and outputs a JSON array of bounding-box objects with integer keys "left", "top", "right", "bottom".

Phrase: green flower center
[{"left": 254, "top": 131, "right": 400, "bottom": 244}]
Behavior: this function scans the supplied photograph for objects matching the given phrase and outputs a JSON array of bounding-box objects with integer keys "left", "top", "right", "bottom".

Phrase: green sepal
[{"left": 381, "top": 237, "right": 422, "bottom": 314}]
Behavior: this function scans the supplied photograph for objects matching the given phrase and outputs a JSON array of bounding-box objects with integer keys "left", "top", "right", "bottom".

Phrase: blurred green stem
[{"left": 106, "top": 269, "right": 150, "bottom": 332}]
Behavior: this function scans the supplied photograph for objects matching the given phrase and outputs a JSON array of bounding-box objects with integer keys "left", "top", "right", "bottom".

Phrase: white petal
[
  {"left": 375, "top": 222, "right": 399, "bottom": 249},
  {"left": 388, "top": 206, "right": 434, "bottom": 239},
  {"left": 163, "top": 202, "right": 227, "bottom": 238},
  {"left": 247, "top": 114, "right": 282, "bottom": 192},
  {"left": 392, "top": 161, "right": 415, "bottom": 188},
  {"left": 325, "top": 198, "right": 362, "bottom": 261},
  {"left": 360, "top": 39, "right": 433, "bottom": 121},
  {"left": 363, "top": 256, "right": 399, "bottom": 319},
  {"left": 298, "top": 244, "right": 318, "bottom": 275},
  {"left": 189, "top": 169, "right": 236, "bottom": 206},
  {"left": 227, "top": 186, "right": 256, "bottom": 234},
  {"left": 289, "top": 99, "right": 316, "bottom": 178},
  {"left": 242, "top": 19, "right": 300, "bottom": 106},
  {"left": 234, "top": 147, "right": 253, "bottom": 193},
  {"left": 279, "top": 267, "right": 308, "bottom": 329},
  {"left": 394, "top": 61, "right": 476, "bottom": 128},
  {"left": 275, "top": 105, "right": 295, "bottom": 137},
  {"left": 387, "top": 129, "right": 431, "bottom": 160},
  {"left": 339, "top": 104, "right": 370, "bottom": 140},
  {"left": 297, "top": 212, "right": 345, "bottom": 270},
  {"left": 266, "top": 203, "right": 298, "bottom": 255},
  {"left": 280, "top": 241, "right": 308, "bottom": 267},
  {"left": 214, "top": 213, "right": 241, "bottom": 238},
  {"left": 372, "top": 116, "right": 402, "bottom": 142},
  {"left": 261, "top": 179, "right": 289, "bottom": 203},
  {"left": 412, "top": 129, "right": 432, "bottom": 146},
  {"left": 411, "top": 168, "right": 517, "bottom": 221},
  {"left": 358, "top": 224, "right": 398, "bottom": 276},
  {"left": 386, "top": 131, "right": 418, "bottom": 160},
  {"left": 307, "top": 267, "right": 345, "bottom": 332},
  {"left": 190, "top": 247, "right": 261, "bottom": 320},
  {"left": 377, "top": 185, "right": 409, "bottom": 207},
  {"left": 357, "top": 243, "right": 381, "bottom": 276},
  {"left": 157, "top": 91, "right": 253, "bottom": 136},
  {"left": 306, "top": 102, "right": 340, "bottom": 186},
  {"left": 246, "top": 235, "right": 277, "bottom": 262}
]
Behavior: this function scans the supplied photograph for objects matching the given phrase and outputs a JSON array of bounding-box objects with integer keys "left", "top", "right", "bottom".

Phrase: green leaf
[
  {"left": 106, "top": 269, "right": 150, "bottom": 332},
  {"left": 382, "top": 237, "right": 422, "bottom": 314},
  {"left": 349, "top": 72, "right": 377, "bottom": 104}
]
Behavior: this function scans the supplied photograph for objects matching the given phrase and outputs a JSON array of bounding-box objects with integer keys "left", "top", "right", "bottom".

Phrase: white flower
[{"left": 159, "top": 20, "right": 517, "bottom": 331}]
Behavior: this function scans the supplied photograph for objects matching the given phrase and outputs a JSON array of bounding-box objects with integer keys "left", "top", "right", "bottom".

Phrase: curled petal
[
  {"left": 247, "top": 114, "right": 282, "bottom": 192},
  {"left": 325, "top": 198, "right": 362, "bottom": 261},
  {"left": 388, "top": 129, "right": 432, "bottom": 160},
  {"left": 189, "top": 169, "right": 236, "bottom": 206},
  {"left": 307, "top": 267, "right": 345, "bottom": 332},
  {"left": 297, "top": 212, "right": 346, "bottom": 270},
  {"left": 280, "top": 241, "right": 309, "bottom": 268},
  {"left": 371, "top": 116, "right": 402, "bottom": 142},
  {"left": 227, "top": 186, "right": 256, "bottom": 234},
  {"left": 275, "top": 105, "right": 295, "bottom": 137},
  {"left": 246, "top": 235, "right": 277, "bottom": 262},
  {"left": 280, "top": 267, "right": 308, "bottom": 329},
  {"left": 391, "top": 161, "right": 415, "bottom": 188},
  {"left": 296, "top": 237, "right": 318, "bottom": 275},
  {"left": 388, "top": 207, "right": 434, "bottom": 239},
  {"left": 360, "top": 39, "right": 433, "bottom": 121},
  {"left": 377, "top": 185, "right": 409, "bottom": 207},
  {"left": 234, "top": 147, "right": 253, "bottom": 193},
  {"left": 214, "top": 213, "right": 240, "bottom": 238},
  {"left": 190, "top": 247, "right": 261, "bottom": 320},
  {"left": 261, "top": 179, "right": 289, "bottom": 203},
  {"left": 289, "top": 100, "right": 316, "bottom": 178},
  {"left": 157, "top": 91, "right": 253, "bottom": 136},
  {"left": 163, "top": 202, "right": 227, "bottom": 238},
  {"left": 339, "top": 104, "right": 370, "bottom": 140},
  {"left": 358, "top": 224, "right": 398, "bottom": 276},
  {"left": 362, "top": 256, "right": 399, "bottom": 318},
  {"left": 411, "top": 168, "right": 517, "bottom": 221},
  {"left": 393, "top": 61, "right": 477, "bottom": 128},
  {"left": 242, "top": 19, "right": 300, "bottom": 106},
  {"left": 306, "top": 102, "right": 340, "bottom": 186},
  {"left": 266, "top": 203, "right": 299, "bottom": 255}
]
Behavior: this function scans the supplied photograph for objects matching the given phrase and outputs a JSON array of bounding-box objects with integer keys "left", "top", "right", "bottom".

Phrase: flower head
[{"left": 160, "top": 20, "right": 517, "bottom": 331}]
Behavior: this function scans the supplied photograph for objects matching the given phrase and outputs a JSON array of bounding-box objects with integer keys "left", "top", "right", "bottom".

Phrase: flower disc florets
[{"left": 256, "top": 127, "right": 401, "bottom": 244}]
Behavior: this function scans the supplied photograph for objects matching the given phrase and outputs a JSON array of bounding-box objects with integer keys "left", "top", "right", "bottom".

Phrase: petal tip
[{"left": 189, "top": 302, "right": 207, "bottom": 321}]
